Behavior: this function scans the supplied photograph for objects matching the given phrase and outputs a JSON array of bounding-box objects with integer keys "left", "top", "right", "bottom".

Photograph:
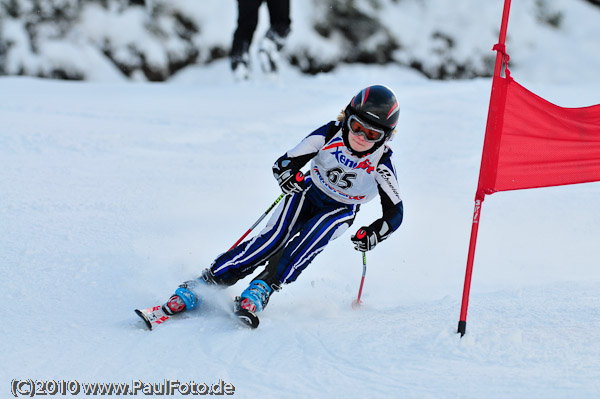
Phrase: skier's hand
[
  {"left": 277, "top": 170, "right": 305, "bottom": 195},
  {"left": 351, "top": 226, "right": 378, "bottom": 252}
]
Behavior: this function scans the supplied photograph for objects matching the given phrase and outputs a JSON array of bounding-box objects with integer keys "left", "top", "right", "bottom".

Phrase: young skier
[{"left": 149, "top": 84, "right": 403, "bottom": 327}]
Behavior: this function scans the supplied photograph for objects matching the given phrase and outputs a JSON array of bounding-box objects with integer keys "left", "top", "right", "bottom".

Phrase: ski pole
[
  {"left": 228, "top": 193, "right": 286, "bottom": 251},
  {"left": 352, "top": 252, "right": 367, "bottom": 309}
]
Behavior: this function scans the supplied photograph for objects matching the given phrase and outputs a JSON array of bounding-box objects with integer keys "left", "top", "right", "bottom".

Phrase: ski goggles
[{"left": 347, "top": 115, "right": 385, "bottom": 143}]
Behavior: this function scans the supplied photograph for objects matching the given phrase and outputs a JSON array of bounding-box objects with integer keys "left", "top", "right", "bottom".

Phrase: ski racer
[{"left": 162, "top": 84, "right": 404, "bottom": 319}]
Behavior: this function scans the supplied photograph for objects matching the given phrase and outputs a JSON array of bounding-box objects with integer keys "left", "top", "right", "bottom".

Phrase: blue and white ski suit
[{"left": 210, "top": 121, "right": 403, "bottom": 285}]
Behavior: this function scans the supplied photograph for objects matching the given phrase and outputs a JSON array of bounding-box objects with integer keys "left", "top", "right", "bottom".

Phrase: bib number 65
[{"left": 326, "top": 167, "right": 356, "bottom": 189}]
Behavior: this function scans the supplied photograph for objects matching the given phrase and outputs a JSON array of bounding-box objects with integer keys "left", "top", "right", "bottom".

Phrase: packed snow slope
[{"left": 1, "top": 64, "right": 599, "bottom": 398}]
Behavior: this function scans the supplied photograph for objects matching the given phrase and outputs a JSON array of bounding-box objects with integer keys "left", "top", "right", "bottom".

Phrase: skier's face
[
  {"left": 348, "top": 128, "right": 376, "bottom": 152},
  {"left": 347, "top": 115, "right": 384, "bottom": 152}
]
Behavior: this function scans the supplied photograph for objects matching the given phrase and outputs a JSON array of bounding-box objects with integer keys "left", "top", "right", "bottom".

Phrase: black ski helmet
[{"left": 344, "top": 84, "right": 400, "bottom": 140}]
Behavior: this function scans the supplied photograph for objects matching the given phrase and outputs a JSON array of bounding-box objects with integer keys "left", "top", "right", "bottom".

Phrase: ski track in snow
[{"left": 1, "top": 64, "right": 599, "bottom": 398}]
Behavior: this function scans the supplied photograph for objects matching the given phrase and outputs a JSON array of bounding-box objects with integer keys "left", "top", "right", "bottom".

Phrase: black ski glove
[
  {"left": 351, "top": 226, "right": 378, "bottom": 252},
  {"left": 274, "top": 167, "right": 305, "bottom": 194}
]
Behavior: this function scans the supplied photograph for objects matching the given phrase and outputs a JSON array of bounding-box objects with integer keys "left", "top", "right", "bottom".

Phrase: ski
[
  {"left": 233, "top": 308, "right": 260, "bottom": 329},
  {"left": 134, "top": 306, "right": 171, "bottom": 330},
  {"left": 135, "top": 301, "right": 259, "bottom": 331}
]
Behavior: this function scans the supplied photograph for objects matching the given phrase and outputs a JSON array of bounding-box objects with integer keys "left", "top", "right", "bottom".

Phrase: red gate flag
[
  {"left": 478, "top": 76, "right": 600, "bottom": 196},
  {"left": 458, "top": 0, "right": 600, "bottom": 337}
]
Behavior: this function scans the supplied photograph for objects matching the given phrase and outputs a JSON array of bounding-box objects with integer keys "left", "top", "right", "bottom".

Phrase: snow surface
[{"left": 1, "top": 61, "right": 600, "bottom": 398}]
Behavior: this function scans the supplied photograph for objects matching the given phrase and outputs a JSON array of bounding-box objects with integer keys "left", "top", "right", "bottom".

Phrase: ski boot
[
  {"left": 162, "top": 269, "right": 218, "bottom": 315},
  {"left": 231, "top": 279, "right": 279, "bottom": 329},
  {"left": 231, "top": 52, "right": 250, "bottom": 81},
  {"left": 258, "top": 28, "right": 287, "bottom": 74},
  {"left": 237, "top": 279, "right": 275, "bottom": 313}
]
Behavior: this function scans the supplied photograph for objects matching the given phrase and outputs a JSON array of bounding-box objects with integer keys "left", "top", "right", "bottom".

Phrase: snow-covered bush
[{"left": 0, "top": 0, "right": 598, "bottom": 81}]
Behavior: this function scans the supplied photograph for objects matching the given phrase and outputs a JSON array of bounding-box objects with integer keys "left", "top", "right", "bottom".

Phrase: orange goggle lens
[{"left": 348, "top": 115, "right": 385, "bottom": 142}]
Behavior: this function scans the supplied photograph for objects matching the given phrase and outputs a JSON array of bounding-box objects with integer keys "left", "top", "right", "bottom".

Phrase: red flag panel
[{"left": 478, "top": 77, "right": 600, "bottom": 194}]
